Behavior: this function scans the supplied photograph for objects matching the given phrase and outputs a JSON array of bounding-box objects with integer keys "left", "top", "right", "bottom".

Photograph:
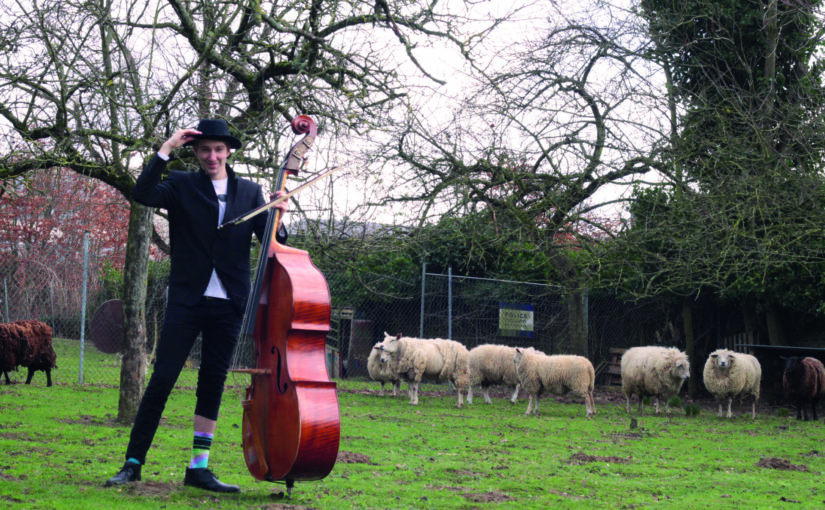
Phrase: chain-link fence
[
  {"left": 0, "top": 239, "right": 669, "bottom": 387},
  {"left": 0, "top": 234, "right": 170, "bottom": 386},
  {"left": 327, "top": 269, "right": 667, "bottom": 381}
]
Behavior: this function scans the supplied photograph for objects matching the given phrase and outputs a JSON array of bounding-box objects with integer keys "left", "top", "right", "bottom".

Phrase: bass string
[
  {"left": 226, "top": 117, "right": 314, "bottom": 402},
  {"left": 229, "top": 176, "right": 284, "bottom": 400}
]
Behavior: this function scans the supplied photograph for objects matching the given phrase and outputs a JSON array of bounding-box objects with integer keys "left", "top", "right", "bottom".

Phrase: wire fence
[
  {"left": 0, "top": 240, "right": 670, "bottom": 388},
  {"left": 328, "top": 269, "right": 666, "bottom": 380}
]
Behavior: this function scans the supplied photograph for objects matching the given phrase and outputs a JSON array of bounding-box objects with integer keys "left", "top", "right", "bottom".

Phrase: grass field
[{"left": 1, "top": 339, "right": 824, "bottom": 509}]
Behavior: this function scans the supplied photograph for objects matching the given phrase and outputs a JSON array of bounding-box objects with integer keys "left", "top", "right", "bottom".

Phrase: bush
[{"left": 684, "top": 403, "right": 701, "bottom": 417}]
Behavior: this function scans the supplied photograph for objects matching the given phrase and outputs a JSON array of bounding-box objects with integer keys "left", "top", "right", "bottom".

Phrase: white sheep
[
  {"left": 621, "top": 346, "right": 690, "bottom": 414},
  {"left": 367, "top": 337, "right": 401, "bottom": 396},
  {"left": 467, "top": 344, "right": 525, "bottom": 405},
  {"left": 379, "top": 333, "right": 471, "bottom": 408},
  {"left": 512, "top": 348, "right": 596, "bottom": 416},
  {"left": 703, "top": 349, "right": 761, "bottom": 419}
]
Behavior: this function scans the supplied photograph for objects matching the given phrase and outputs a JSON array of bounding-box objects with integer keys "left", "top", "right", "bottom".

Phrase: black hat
[{"left": 183, "top": 119, "right": 242, "bottom": 150}]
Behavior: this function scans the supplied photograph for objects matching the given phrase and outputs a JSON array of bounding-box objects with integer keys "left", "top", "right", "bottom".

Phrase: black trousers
[{"left": 125, "top": 296, "right": 242, "bottom": 464}]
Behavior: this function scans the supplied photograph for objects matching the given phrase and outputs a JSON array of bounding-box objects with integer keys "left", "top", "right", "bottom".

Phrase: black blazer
[{"left": 133, "top": 154, "right": 285, "bottom": 314}]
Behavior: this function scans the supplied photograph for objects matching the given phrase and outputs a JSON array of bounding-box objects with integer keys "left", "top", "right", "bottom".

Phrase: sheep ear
[{"left": 396, "top": 333, "right": 402, "bottom": 340}]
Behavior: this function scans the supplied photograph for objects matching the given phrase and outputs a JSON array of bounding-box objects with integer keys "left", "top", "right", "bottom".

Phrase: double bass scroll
[{"left": 232, "top": 115, "right": 340, "bottom": 495}]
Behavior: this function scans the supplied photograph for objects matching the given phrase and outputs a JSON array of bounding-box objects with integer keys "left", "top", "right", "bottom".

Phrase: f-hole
[{"left": 272, "top": 345, "right": 289, "bottom": 393}]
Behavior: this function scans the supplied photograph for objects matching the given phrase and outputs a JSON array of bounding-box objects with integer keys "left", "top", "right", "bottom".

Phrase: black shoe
[
  {"left": 184, "top": 467, "right": 240, "bottom": 493},
  {"left": 104, "top": 461, "right": 141, "bottom": 487}
]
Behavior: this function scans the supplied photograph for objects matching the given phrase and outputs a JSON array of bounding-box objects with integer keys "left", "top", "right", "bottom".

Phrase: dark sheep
[
  {"left": 0, "top": 320, "right": 56, "bottom": 387},
  {"left": 782, "top": 356, "right": 825, "bottom": 421}
]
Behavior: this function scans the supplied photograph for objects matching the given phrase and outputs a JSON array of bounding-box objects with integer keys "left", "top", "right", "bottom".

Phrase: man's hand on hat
[{"left": 159, "top": 129, "right": 202, "bottom": 156}]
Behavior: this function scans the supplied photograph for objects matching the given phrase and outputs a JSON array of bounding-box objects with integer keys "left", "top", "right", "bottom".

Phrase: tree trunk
[
  {"left": 765, "top": 303, "right": 786, "bottom": 346},
  {"left": 682, "top": 300, "right": 696, "bottom": 397},
  {"left": 566, "top": 286, "right": 588, "bottom": 357},
  {"left": 117, "top": 201, "right": 153, "bottom": 424},
  {"left": 549, "top": 249, "right": 587, "bottom": 357},
  {"left": 742, "top": 304, "right": 760, "bottom": 345},
  {"left": 762, "top": 0, "right": 778, "bottom": 124}
]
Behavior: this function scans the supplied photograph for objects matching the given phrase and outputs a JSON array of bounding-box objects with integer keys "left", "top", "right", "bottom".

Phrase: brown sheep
[
  {"left": 0, "top": 320, "right": 56, "bottom": 386},
  {"left": 782, "top": 356, "right": 825, "bottom": 421}
]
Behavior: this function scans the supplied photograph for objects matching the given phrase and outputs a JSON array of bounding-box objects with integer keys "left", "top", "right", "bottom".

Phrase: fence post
[
  {"left": 49, "top": 281, "right": 55, "bottom": 331},
  {"left": 585, "top": 286, "right": 589, "bottom": 357},
  {"left": 420, "top": 261, "right": 426, "bottom": 338},
  {"left": 3, "top": 278, "right": 8, "bottom": 322},
  {"left": 448, "top": 266, "right": 452, "bottom": 340},
  {"left": 78, "top": 231, "right": 90, "bottom": 384}
]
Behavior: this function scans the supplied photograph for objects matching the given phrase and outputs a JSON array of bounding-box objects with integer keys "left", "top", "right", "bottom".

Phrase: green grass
[{"left": 1, "top": 339, "right": 824, "bottom": 508}]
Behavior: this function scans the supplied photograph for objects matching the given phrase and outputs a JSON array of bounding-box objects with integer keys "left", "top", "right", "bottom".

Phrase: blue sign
[{"left": 499, "top": 302, "right": 534, "bottom": 338}]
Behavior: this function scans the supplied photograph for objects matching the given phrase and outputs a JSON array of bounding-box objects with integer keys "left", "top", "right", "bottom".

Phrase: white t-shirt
[{"left": 204, "top": 178, "right": 229, "bottom": 299}]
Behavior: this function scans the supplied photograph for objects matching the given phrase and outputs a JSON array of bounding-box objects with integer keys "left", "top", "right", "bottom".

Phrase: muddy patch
[
  {"left": 755, "top": 457, "right": 807, "bottom": 471},
  {"left": 118, "top": 480, "right": 178, "bottom": 497},
  {"left": 568, "top": 452, "right": 630, "bottom": 464},
  {"left": 462, "top": 490, "right": 515, "bottom": 503},
  {"left": 336, "top": 450, "right": 374, "bottom": 464}
]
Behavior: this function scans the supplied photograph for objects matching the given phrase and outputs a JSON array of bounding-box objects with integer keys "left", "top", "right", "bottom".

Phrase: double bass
[{"left": 232, "top": 115, "right": 340, "bottom": 497}]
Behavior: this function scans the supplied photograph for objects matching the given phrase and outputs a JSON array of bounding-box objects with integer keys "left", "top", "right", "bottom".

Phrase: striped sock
[{"left": 189, "top": 431, "right": 214, "bottom": 469}]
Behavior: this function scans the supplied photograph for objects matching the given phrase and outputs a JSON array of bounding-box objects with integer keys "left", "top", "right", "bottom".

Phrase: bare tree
[
  {"left": 0, "top": 0, "right": 475, "bottom": 421},
  {"left": 374, "top": 2, "right": 671, "bottom": 355}
]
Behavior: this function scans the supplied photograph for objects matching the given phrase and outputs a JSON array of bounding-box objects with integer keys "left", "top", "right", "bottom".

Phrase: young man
[{"left": 104, "top": 119, "right": 287, "bottom": 493}]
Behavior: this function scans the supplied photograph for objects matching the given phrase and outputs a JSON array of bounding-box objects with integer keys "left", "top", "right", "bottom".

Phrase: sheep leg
[
  {"left": 586, "top": 391, "right": 596, "bottom": 416},
  {"left": 408, "top": 381, "right": 418, "bottom": 405},
  {"left": 532, "top": 395, "right": 540, "bottom": 415},
  {"left": 392, "top": 382, "right": 399, "bottom": 397},
  {"left": 2, "top": 371, "right": 9, "bottom": 385},
  {"left": 509, "top": 385, "right": 519, "bottom": 404},
  {"left": 483, "top": 387, "right": 493, "bottom": 405},
  {"left": 812, "top": 403, "right": 818, "bottom": 421},
  {"left": 717, "top": 402, "right": 724, "bottom": 418},
  {"left": 467, "top": 386, "right": 474, "bottom": 404},
  {"left": 25, "top": 368, "right": 35, "bottom": 385},
  {"left": 726, "top": 398, "right": 733, "bottom": 419},
  {"left": 45, "top": 368, "right": 52, "bottom": 387},
  {"left": 456, "top": 386, "right": 464, "bottom": 408},
  {"left": 751, "top": 399, "right": 757, "bottom": 419},
  {"left": 524, "top": 395, "right": 534, "bottom": 415}
]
